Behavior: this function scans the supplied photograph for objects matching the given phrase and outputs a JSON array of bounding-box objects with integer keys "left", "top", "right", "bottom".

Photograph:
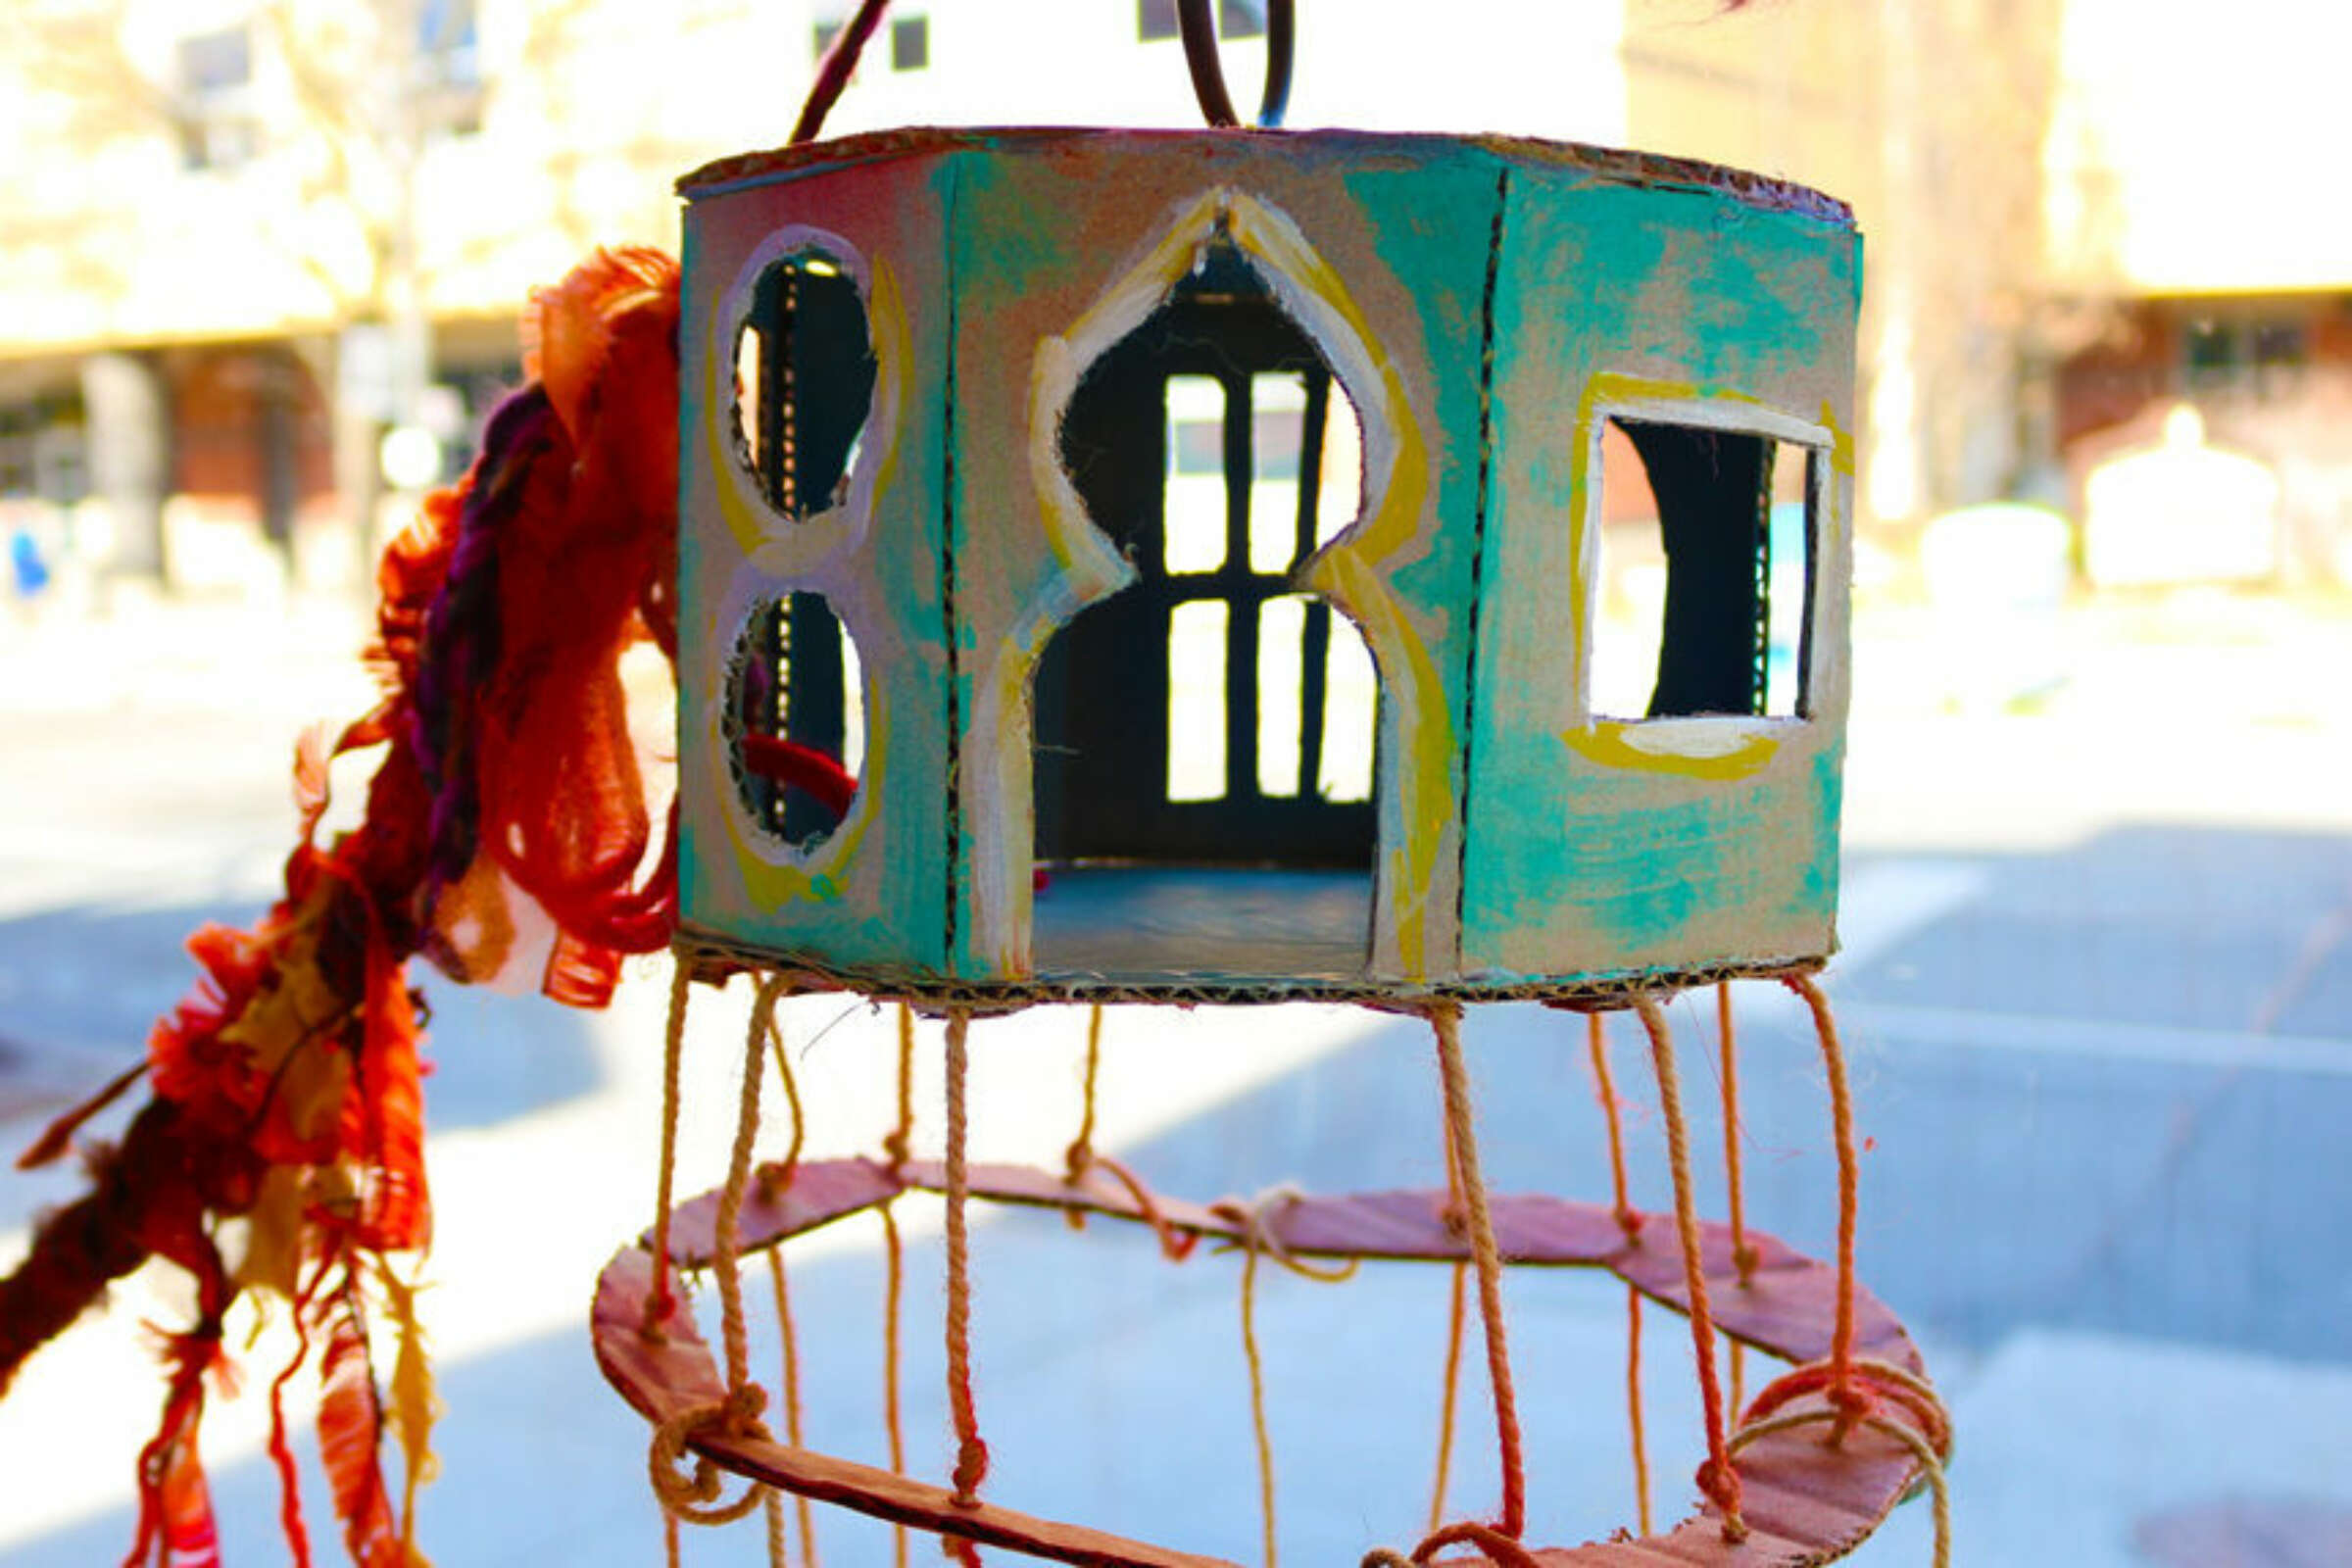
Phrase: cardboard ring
[{"left": 595, "top": 1158, "right": 1936, "bottom": 1566}]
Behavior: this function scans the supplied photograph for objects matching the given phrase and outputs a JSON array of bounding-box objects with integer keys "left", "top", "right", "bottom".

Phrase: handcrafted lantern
[
  {"left": 0, "top": 11, "right": 1947, "bottom": 1567},
  {"left": 607, "top": 9, "right": 1937, "bottom": 1568},
  {"left": 674, "top": 127, "right": 1857, "bottom": 1003}
]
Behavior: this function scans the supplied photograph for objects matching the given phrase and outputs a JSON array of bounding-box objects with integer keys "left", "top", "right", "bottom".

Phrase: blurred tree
[{"left": 0, "top": 0, "right": 590, "bottom": 586}]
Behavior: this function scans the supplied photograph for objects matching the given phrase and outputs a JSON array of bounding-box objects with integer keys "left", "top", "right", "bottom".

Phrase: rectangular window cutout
[
  {"left": 838, "top": 620, "right": 866, "bottom": 778},
  {"left": 418, "top": 0, "right": 481, "bottom": 88},
  {"left": 1220, "top": 0, "right": 1269, "bottom": 37},
  {"left": 1315, "top": 383, "right": 1362, "bottom": 550},
  {"left": 1248, "top": 372, "right": 1306, "bottom": 573},
  {"left": 1320, "top": 615, "right": 1377, "bottom": 804},
  {"left": 1166, "top": 599, "right": 1229, "bottom": 802},
  {"left": 177, "top": 26, "right": 256, "bottom": 170},
  {"left": 1256, "top": 594, "right": 1307, "bottom": 798},
  {"left": 1163, "top": 375, "right": 1227, "bottom": 574},
  {"left": 891, "top": 15, "right": 928, "bottom": 70},
  {"left": 1139, "top": 3, "right": 1265, "bottom": 42},
  {"left": 1764, "top": 442, "right": 1814, "bottom": 717},
  {"left": 1592, "top": 416, "right": 1817, "bottom": 721},
  {"left": 179, "top": 27, "right": 250, "bottom": 92}
]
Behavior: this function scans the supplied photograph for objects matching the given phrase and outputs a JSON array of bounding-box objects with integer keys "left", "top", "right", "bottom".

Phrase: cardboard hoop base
[
  {"left": 594, "top": 1159, "right": 1932, "bottom": 1567},
  {"left": 676, "top": 937, "right": 1829, "bottom": 1014}
]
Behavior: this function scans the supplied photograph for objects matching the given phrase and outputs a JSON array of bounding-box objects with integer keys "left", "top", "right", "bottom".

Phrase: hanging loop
[
  {"left": 795, "top": 0, "right": 1296, "bottom": 142},
  {"left": 1177, "top": 0, "right": 1296, "bottom": 129},
  {"left": 793, "top": 0, "right": 894, "bottom": 145}
]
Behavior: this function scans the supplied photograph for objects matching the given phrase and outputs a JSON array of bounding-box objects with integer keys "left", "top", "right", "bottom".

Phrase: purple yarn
[{"left": 410, "top": 383, "right": 560, "bottom": 895}]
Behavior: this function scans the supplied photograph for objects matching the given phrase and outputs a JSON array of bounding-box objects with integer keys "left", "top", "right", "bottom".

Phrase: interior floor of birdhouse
[{"left": 1030, "top": 865, "right": 1373, "bottom": 985}]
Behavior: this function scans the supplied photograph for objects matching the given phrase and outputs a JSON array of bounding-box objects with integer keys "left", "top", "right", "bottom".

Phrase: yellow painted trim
[
  {"left": 707, "top": 234, "right": 906, "bottom": 564},
  {"left": 1821, "top": 397, "right": 1858, "bottom": 477},
  {"left": 710, "top": 388, "right": 768, "bottom": 558},
  {"left": 1006, "top": 187, "right": 1456, "bottom": 978},
  {"left": 706, "top": 635, "right": 888, "bottom": 909},
  {"left": 1227, "top": 199, "right": 1450, "bottom": 979},
  {"left": 697, "top": 251, "right": 907, "bottom": 915},
  {"left": 1569, "top": 372, "right": 1849, "bottom": 723},
  {"left": 1561, "top": 720, "right": 1782, "bottom": 782}
]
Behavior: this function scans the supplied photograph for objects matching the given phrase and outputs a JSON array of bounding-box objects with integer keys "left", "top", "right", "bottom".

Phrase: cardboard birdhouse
[{"left": 673, "top": 127, "right": 1860, "bottom": 1004}]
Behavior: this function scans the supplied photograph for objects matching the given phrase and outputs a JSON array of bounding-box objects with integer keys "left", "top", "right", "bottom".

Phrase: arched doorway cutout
[{"left": 1029, "top": 235, "right": 1383, "bottom": 984}]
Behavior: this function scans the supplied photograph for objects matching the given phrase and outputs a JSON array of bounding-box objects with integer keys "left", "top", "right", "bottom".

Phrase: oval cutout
[
  {"left": 723, "top": 592, "right": 866, "bottom": 850},
  {"left": 730, "top": 251, "right": 876, "bottom": 520}
]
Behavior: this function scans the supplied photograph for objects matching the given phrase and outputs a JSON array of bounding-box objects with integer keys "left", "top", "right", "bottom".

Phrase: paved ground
[{"left": 0, "top": 584, "right": 2347, "bottom": 1565}]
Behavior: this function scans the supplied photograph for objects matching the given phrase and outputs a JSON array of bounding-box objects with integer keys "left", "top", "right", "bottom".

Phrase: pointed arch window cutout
[
  {"left": 1030, "top": 238, "right": 1381, "bottom": 983},
  {"left": 1591, "top": 414, "right": 1820, "bottom": 721}
]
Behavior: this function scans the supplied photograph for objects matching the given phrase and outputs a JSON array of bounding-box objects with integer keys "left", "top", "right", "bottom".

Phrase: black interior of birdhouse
[
  {"left": 1592, "top": 417, "right": 1817, "bottom": 723},
  {"left": 1029, "top": 244, "right": 1380, "bottom": 980}
]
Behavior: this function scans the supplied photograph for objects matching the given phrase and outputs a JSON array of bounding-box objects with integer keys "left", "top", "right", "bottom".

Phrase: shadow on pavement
[{"left": 8, "top": 818, "right": 2350, "bottom": 1561}]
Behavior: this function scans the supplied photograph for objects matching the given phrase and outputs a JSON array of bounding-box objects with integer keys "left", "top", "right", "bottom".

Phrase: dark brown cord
[
  {"left": 792, "top": 0, "right": 893, "bottom": 145},
  {"left": 1176, "top": 0, "right": 1296, "bottom": 128},
  {"left": 798, "top": 0, "right": 1297, "bottom": 138}
]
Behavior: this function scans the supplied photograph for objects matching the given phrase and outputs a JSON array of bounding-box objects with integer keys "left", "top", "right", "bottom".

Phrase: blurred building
[
  {"left": 2042, "top": 0, "right": 2352, "bottom": 584},
  {"left": 1621, "top": 0, "right": 2070, "bottom": 547},
  {"left": 0, "top": 0, "right": 1625, "bottom": 590},
  {"left": 3, "top": 0, "right": 2342, "bottom": 590},
  {"left": 1626, "top": 0, "right": 2351, "bottom": 584},
  {"left": 0, "top": 0, "right": 806, "bottom": 588}
]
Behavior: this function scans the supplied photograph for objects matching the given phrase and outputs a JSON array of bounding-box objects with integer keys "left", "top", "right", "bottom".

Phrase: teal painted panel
[
  {"left": 673, "top": 127, "right": 1858, "bottom": 995},
  {"left": 941, "top": 133, "right": 1501, "bottom": 982},
  {"left": 676, "top": 151, "right": 956, "bottom": 977},
  {"left": 1463, "top": 158, "right": 1862, "bottom": 980}
]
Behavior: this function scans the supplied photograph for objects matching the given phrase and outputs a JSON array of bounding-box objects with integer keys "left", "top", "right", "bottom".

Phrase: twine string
[
  {"left": 1741, "top": 1355, "right": 1951, "bottom": 1457},
  {"left": 880, "top": 1002, "right": 914, "bottom": 1568},
  {"left": 1209, "top": 1188, "right": 1357, "bottom": 1568},
  {"left": 648, "top": 1383, "right": 768, "bottom": 1527},
  {"left": 764, "top": 1489, "right": 787, "bottom": 1567},
  {"left": 1785, "top": 972, "right": 1869, "bottom": 1436},
  {"left": 1584, "top": 1010, "right": 1652, "bottom": 1535},
  {"left": 756, "top": 1005, "right": 808, "bottom": 1196},
  {"left": 644, "top": 959, "right": 695, "bottom": 1336},
  {"left": 1079, "top": 1152, "right": 1201, "bottom": 1262},
  {"left": 647, "top": 974, "right": 790, "bottom": 1531},
  {"left": 1716, "top": 983, "right": 1755, "bottom": 1281},
  {"left": 1063, "top": 1004, "right": 1105, "bottom": 1184},
  {"left": 715, "top": 978, "right": 789, "bottom": 1392},
  {"left": 1425, "top": 1261, "right": 1467, "bottom": 1536},
  {"left": 1717, "top": 981, "right": 1753, "bottom": 1417},
  {"left": 1425, "top": 1079, "right": 1469, "bottom": 1534},
  {"left": 766, "top": 1247, "right": 817, "bottom": 1566},
  {"left": 942, "top": 1006, "right": 990, "bottom": 1509},
  {"left": 1365, "top": 1518, "right": 1544, "bottom": 1568},
  {"left": 1426, "top": 1004, "right": 1526, "bottom": 1543},
  {"left": 1585, "top": 1011, "right": 1641, "bottom": 1242},
  {"left": 1625, "top": 1281, "right": 1651, "bottom": 1538},
  {"left": 1632, "top": 996, "right": 1744, "bottom": 1543},
  {"left": 878, "top": 1202, "right": 910, "bottom": 1568},
  {"left": 1731, "top": 1357, "right": 1954, "bottom": 1568},
  {"left": 882, "top": 1003, "right": 915, "bottom": 1172}
]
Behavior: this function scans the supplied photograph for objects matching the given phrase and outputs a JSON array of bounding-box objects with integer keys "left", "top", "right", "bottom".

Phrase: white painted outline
[{"left": 1578, "top": 392, "right": 1835, "bottom": 739}]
